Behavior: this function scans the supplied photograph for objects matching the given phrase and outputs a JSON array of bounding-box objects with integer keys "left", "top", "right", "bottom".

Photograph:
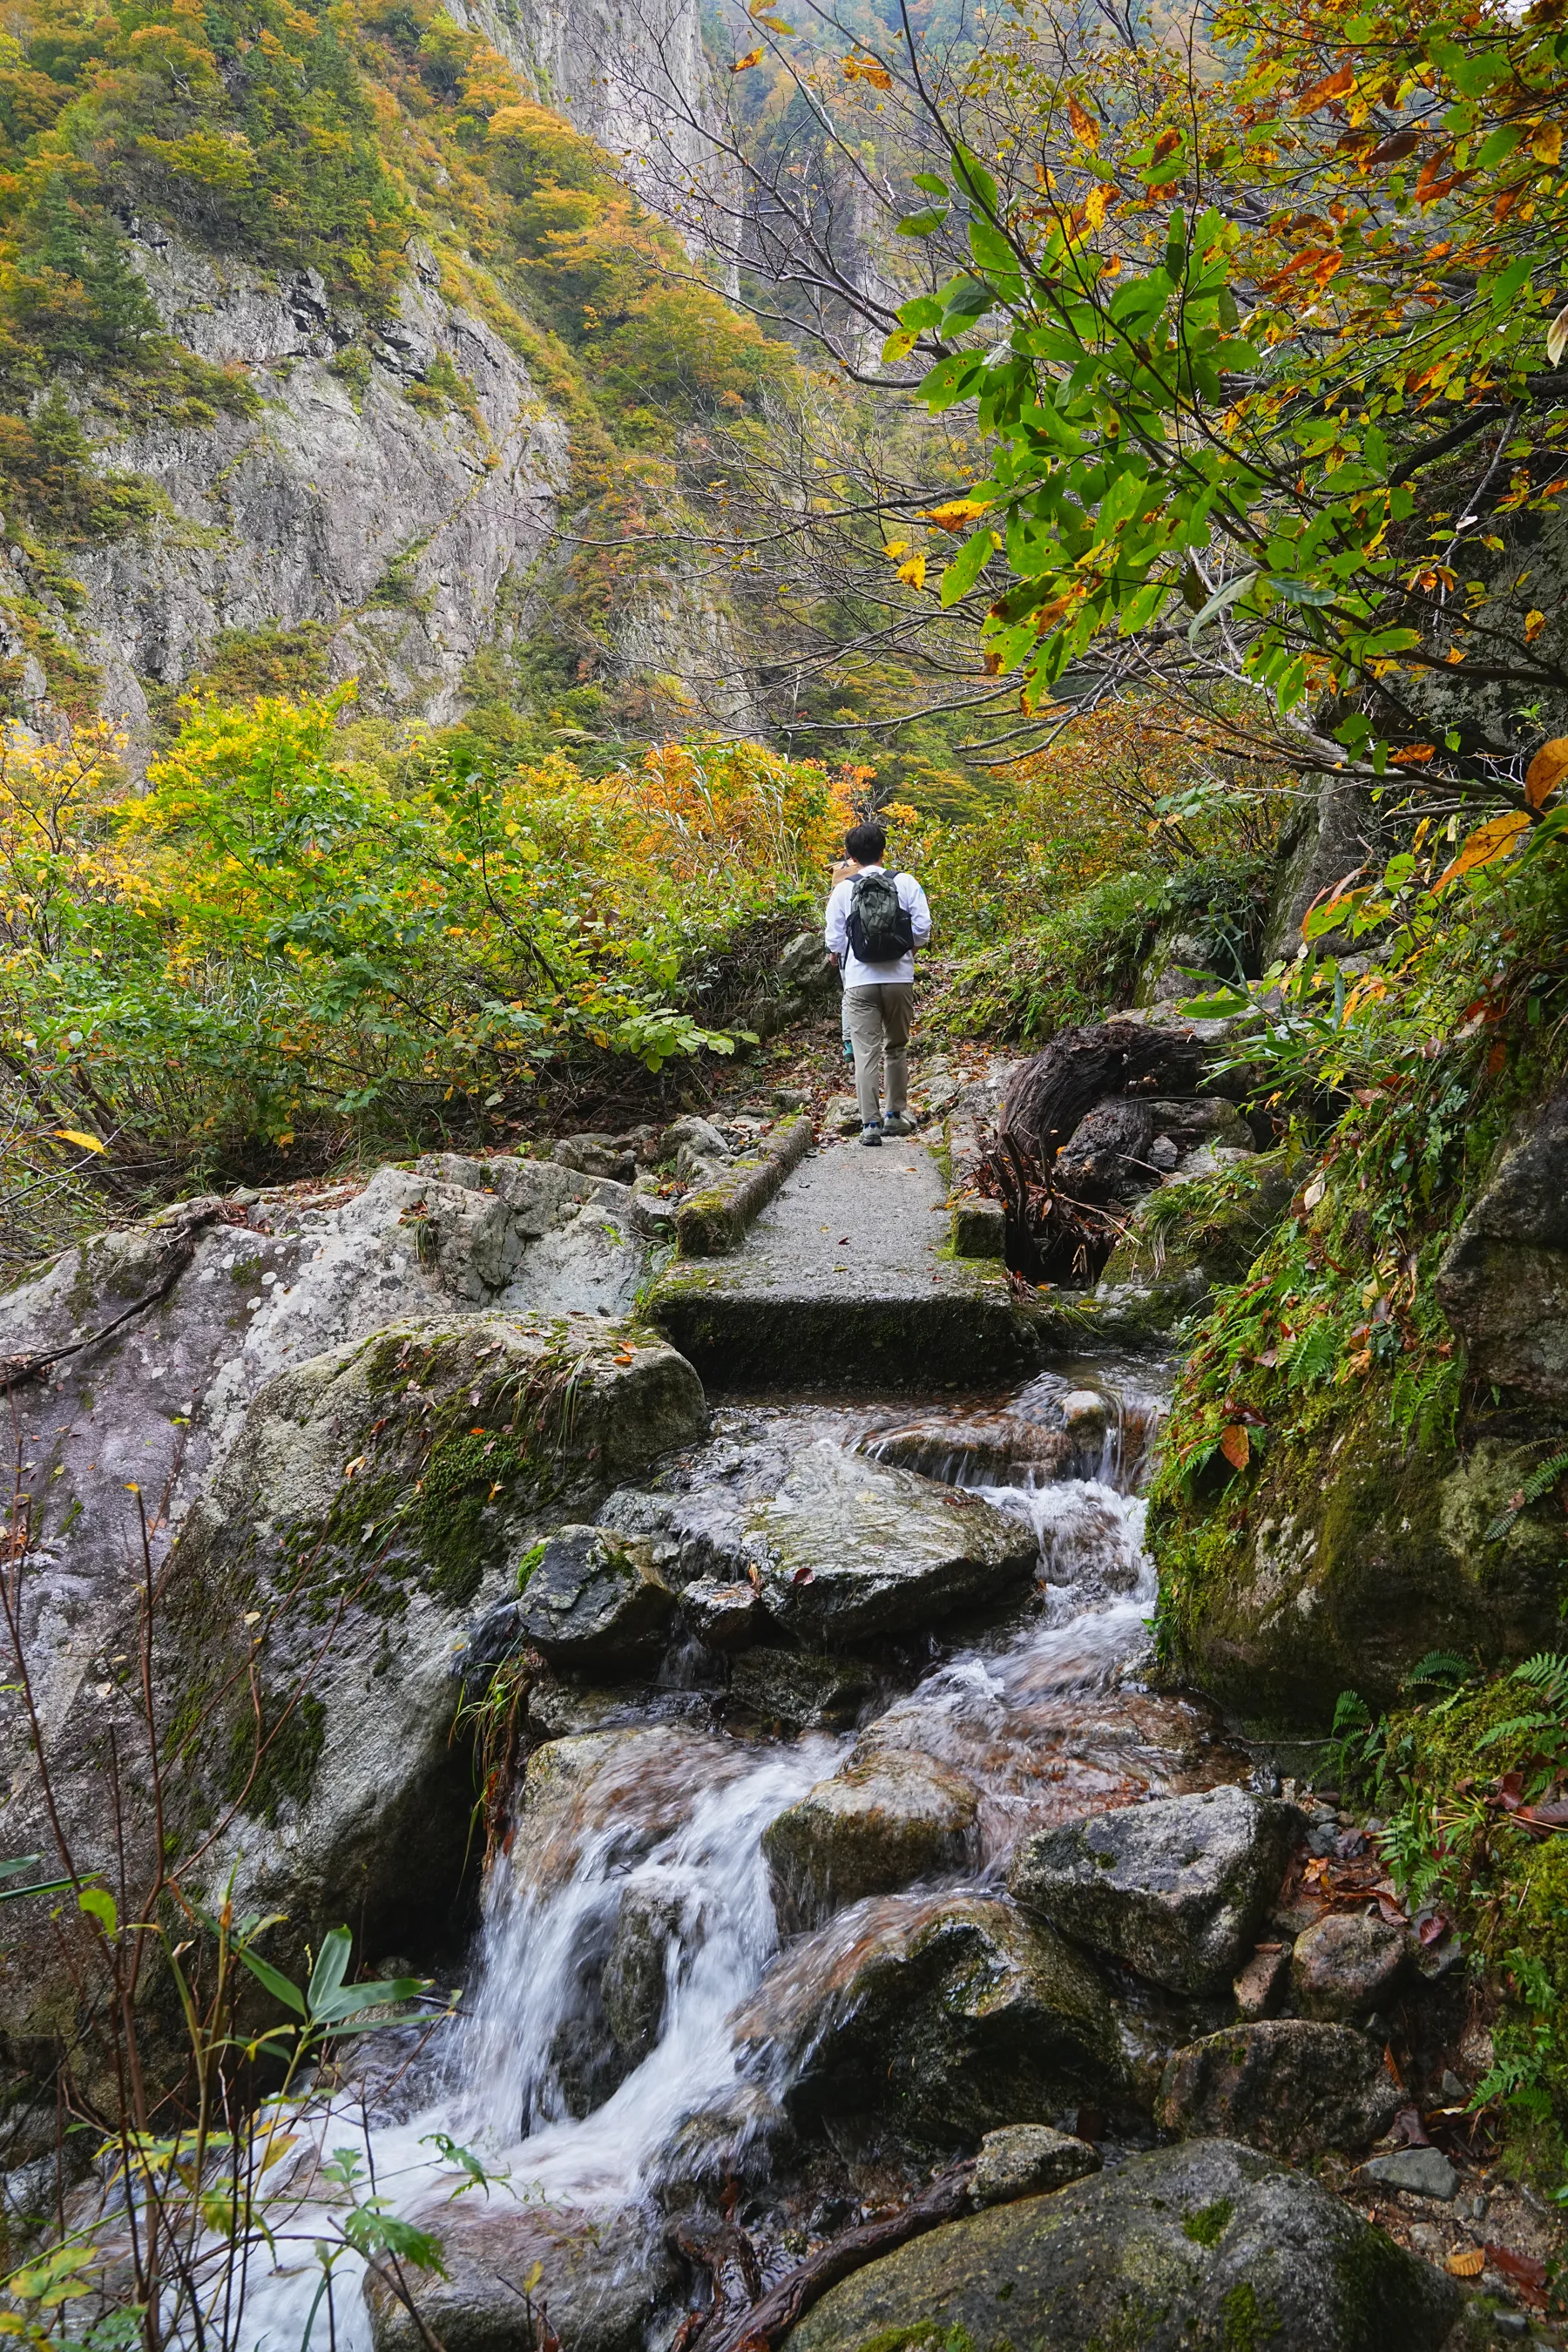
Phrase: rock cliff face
[
  {"left": 451, "top": 0, "right": 713, "bottom": 184},
  {"left": 43, "top": 229, "right": 567, "bottom": 753}
]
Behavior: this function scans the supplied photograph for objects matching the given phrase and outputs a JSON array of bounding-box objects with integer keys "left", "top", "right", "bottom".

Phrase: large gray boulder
[
  {"left": 1437, "top": 1075, "right": 1568, "bottom": 1401},
  {"left": 762, "top": 1749, "right": 979, "bottom": 1927},
  {"left": 1292, "top": 1911, "right": 1409, "bottom": 2022},
  {"left": 732, "top": 1890, "right": 1122, "bottom": 2145},
  {"left": 746, "top": 1442, "right": 1040, "bottom": 1642},
  {"left": 784, "top": 2138, "right": 1458, "bottom": 2352},
  {"left": 363, "top": 2196, "right": 677, "bottom": 2352},
  {"left": 1009, "top": 1788, "right": 1301, "bottom": 1994},
  {"left": 0, "top": 1292, "right": 705, "bottom": 2051},
  {"left": 1156, "top": 2021, "right": 1402, "bottom": 2160}
]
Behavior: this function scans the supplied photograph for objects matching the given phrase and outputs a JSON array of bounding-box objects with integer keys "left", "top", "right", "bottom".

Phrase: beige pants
[{"left": 845, "top": 983, "right": 914, "bottom": 1125}]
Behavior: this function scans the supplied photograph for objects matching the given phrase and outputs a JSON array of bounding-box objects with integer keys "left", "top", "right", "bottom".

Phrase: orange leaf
[
  {"left": 1388, "top": 743, "right": 1435, "bottom": 766},
  {"left": 1151, "top": 127, "right": 1182, "bottom": 161},
  {"left": 1296, "top": 62, "right": 1355, "bottom": 112},
  {"left": 1435, "top": 810, "right": 1530, "bottom": 889},
  {"left": 1067, "top": 94, "right": 1098, "bottom": 148},
  {"left": 1445, "top": 2249, "right": 1484, "bottom": 2279},
  {"left": 732, "top": 46, "right": 763, "bottom": 70},
  {"left": 1525, "top": 608, "right": 1547, "bottom": 644},
  {"left": 1084, "top": 182, "right": 1120, "bottom": 230},
  {"left": 1219, "top": 1424, "right": 1250, "bottom": 1471},
  {"left": 1525, "top": 735, "right": 1568, "bottom": 806}
]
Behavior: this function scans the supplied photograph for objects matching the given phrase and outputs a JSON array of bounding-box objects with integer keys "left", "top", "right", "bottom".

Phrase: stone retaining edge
[{"left": 674, "top": 1114, "right": 814, "bottom": 1257}]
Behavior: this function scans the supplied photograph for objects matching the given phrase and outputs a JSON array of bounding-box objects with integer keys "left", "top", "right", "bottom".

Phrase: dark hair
[{"left": 845, "top": 822, "right": 886, "bottom": 863}]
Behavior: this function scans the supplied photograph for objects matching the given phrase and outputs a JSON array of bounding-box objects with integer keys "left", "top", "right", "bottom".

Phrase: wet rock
[
  {"left": 1233, "top": 1943, "right": 1289, "bottom": 2021},
  {"left": 1008, "top": 1787, "right": 1301, "bottom": 1994},
  {"left": 863, "top": 1413, "right": 1078, "bottom": 1487},
  {"left": 1292, "top": 1911, "right": 1409, "bottom": 2021},
  {"left": 727, "top": 1648, "right": 873, "bottom": 1730},
  {"left": 733, "top": 1890, "right": 1123, "bottom": 2146},
  {"left": 761, "top": 1750, "right": 979, "bottom": 1927},
  {"left": 747, "top": 1443, "right": 1039, "bottom": 1643},
  {"left": 1437, "top": 1075, "right": 1568, "bottom": 1402},
  {"left": 514, "top": 1525, "right": 675, "bottom": 1666},
  {"left": 679, "top": 1576, "right": 765, "bottom": 1650},
  {"left": 602, "top": 1890, "right": 681, "bottom": 2065},
  {"left": 1155, "top": 2021, "right": 1402, "bottom": 2160},
  {"left": 1055, "top": 1098, "right": 1155, "bottom": 1200},
  {"left": 363, "top": 2195, "right": 678, "bottom": 2352},
  {"left": 510, "top": 1724, "right": 758, "bottom": 1903},
  {"left": 783, "top": 2137, "right": 1459, "bottom": 2352},
  {"left": 1359, "top": 2147, "right": 1458, "bottom": 2200},
  {"left": 971, "top": 2125, "right": 1101, "bottom": 2205}
]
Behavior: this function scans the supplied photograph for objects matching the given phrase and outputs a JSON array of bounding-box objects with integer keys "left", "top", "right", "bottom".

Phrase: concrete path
[{"left": 648, "top": 1134, "right": 1044, "bottom": 1391}]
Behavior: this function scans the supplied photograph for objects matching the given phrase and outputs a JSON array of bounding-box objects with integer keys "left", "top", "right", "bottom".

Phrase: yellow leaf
[
  {"left": 922, "top": 498, "right": 989, "bottom": 534},
  {"left": 896, "top": 554, "right": 927, "bottom": 590},
  {"left": 843, "top": 52, "right": 891, "bottom": 86},
  {"left": 1526, "top": 735, "right": 1568, "bottom": 806},
  {"left": 1435, "top": 810, "right": 1530, "bottom": 889},
  {"left": 53, "top": 1128, "right": 106, "bottom": 1154},
  {"left": 1548, "top": 300, "right": 1568, "bottom": 368},
  {"left": 1067, "top": 94, "right": 1098, "bottom": 148},
  {"left": 1525, "top": 608, "right": 1547, "bottom": 643},
  {"left": 883, "top": 539, "right": 908, "bottom": 559},
  {"left": 732, "top": 46, "right": 763, "bottom": 70},
  {"left": 1446, "top": 2248, "right": 1484, "bottom": 2278},
  {"left": 1531, "top": 121, "right": 1563, "bottom": 165},
  {"left": 1084, "top": 182, "right": 1119, "bottom": 230},
  {"left": 1218, "top": 1424, "right": 1250, "bottom": 1471},
  {"left": 882, "top": 327, "right": 917, "bottom": 362}
]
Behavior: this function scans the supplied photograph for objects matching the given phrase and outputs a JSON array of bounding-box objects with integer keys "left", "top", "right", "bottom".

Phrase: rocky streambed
[
  {"left": 0, "top": 1149, "right": 1547, "bottom": 2351},
  {"left": 172, "top": 1360, "right": 1495, "bottom": 2352}
]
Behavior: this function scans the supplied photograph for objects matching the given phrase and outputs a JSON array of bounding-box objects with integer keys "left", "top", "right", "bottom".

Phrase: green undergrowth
[{"left": 1334, "top": 1653, "right": 1568, "bottom": 2189}]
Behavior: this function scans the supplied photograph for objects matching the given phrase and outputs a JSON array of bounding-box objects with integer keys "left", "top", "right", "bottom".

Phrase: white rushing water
[{"left": 234, "top": 1366, "right": 1166, "bottom": 2352}]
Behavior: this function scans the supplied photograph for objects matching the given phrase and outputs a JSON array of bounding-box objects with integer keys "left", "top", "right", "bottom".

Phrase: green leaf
[
  {"left": 1186, "top": 570, "right": 1259, "bottom": 639},
  {"left": 951, "top": 144, "right": 999, "bottom": 217},
  {"left": 237, "top": 1945, "right": 308, "bottom": 2017},
  {"left": 78, "top": 1887, "right": 118, "bottom": 1936},
  {"left": 881, "top": 327, "right": 918, "bottom": 363},
  {"left": 940, "top": 524, "right": 995, "bottom": 607},
  {"left": 308, "top": 1925, "right": 353, "bottom": 2015},
  {"left": 911, "top": 172, "right": 949, "bottom": 197},
  {"left": 897, "top": 207, "right": 949, "bottom": 237}
]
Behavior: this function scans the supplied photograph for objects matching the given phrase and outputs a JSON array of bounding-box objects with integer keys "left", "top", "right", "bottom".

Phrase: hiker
[
  {"left": 824, "top": 822, "right": 932, "bottom": 1147},
  {"left": 829, "top": 855, "right": 857, "bottom": 1065}
]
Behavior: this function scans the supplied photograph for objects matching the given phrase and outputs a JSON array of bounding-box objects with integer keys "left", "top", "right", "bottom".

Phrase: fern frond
[
  {"left": 1484, "top": 1448, "right": 1568, "bottom": 1544},
  {"left": 1402, "top": 1651, "right": 1470, "bottom": 1692},
  {"left": 1474, "top": 1710, "right": 1565, "bottom": 1753}
]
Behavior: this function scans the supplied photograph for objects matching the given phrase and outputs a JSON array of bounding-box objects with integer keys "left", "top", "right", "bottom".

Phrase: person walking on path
[{"left": 824, "top": 822, "right": 932, "bottom": 1147}]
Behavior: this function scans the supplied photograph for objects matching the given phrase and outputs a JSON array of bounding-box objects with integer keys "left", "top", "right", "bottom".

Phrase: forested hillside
[{"left": 6, "top": 0, "right": 1568, "bottom": 2337}]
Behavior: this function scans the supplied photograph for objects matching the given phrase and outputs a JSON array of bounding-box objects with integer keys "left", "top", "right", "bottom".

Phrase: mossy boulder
[
  {"left": 732, "top": 1890, "right": 1124, "bottom": 2146},
  {"left": 783, "top": 2138, "right": 1458, "bottom": 2352},
  {"left": 1156, "top": 2021, "right": 1402, "bottom": 2161},
  {"left": 1096, "top": 1152, "right": 1296, "bottom": 1334},
  {"left": 364, "top": 2196, "right": 677, "bottom": 2352},
  {"left": 1152, "top": 1387, "right": 1568, "bottom": 1732},
  {"left": 514, "top": 1524, "right": 675, "bottom": 1665},
  {"left": 762, "top": 1749, "right": 980, "bottom": 1928}
]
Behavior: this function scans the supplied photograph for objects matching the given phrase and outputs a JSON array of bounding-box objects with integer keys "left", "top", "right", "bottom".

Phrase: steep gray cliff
[{"left": 39, "top": 229, "right": 567, "bottom": 751}]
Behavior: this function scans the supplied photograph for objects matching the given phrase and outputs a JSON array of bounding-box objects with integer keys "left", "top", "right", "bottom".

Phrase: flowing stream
[{"left": 236, "top": 1350, "right": 1235, "bottom": 2351}]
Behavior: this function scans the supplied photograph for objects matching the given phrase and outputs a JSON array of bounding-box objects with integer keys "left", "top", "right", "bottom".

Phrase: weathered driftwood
[
  {"left": 692, "top": 2159, "right": 977, "bottom": 2352},
  {"left": 999, "top": 1019, "right": 1206, "bottom": 1167}
]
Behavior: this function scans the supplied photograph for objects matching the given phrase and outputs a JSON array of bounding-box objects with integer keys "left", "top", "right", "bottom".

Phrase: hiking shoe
[
  {"left": 882, "top": 1113, "right": 916, "bottom": 1137},
  {"left": 859, "top": 1123, "right": 883, "bottom": 1147}
]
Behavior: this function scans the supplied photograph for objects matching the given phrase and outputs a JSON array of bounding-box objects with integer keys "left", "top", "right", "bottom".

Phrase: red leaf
[
  {"left": 792, "top": 1565, "right": 814, "bottom": 1585},
  {"left": 1484, "top": 2244, "right": 1548, "bottom": 2305}
]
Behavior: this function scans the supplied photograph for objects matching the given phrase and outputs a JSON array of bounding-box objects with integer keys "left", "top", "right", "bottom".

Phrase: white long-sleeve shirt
[{"left": 825, "top": 866, "right": 932, "bottom": 989}]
